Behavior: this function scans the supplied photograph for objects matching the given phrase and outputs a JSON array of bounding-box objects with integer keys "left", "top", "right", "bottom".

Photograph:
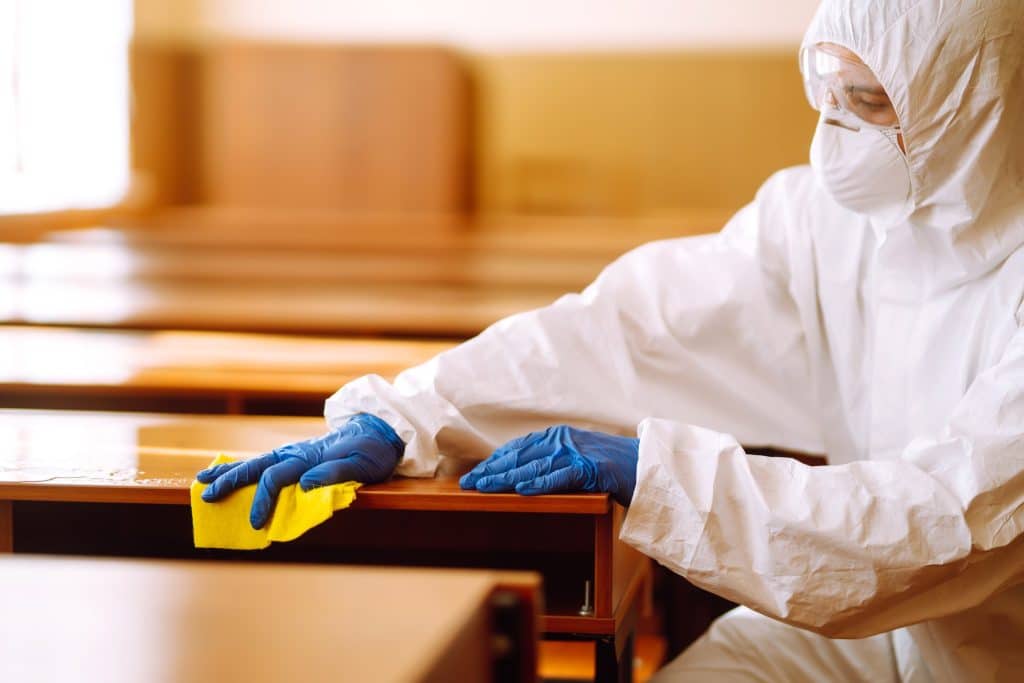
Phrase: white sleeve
[
  {"left": 621, "top": 318, "right": 1024, "bottom": 638},
  {"left": 326, "top": 173, "right": 824, "bottom": 477}
]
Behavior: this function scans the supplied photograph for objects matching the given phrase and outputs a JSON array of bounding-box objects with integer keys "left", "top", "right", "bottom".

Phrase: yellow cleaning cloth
[{"left": 191, "top": 454, "right": 361, "bottom": 550}]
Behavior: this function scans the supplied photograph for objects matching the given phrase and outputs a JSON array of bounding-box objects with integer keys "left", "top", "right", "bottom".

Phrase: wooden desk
[
  {"left": 3, "top": 240, "right": 609, "bottom": 290},
  {"left": 0, "top": 326, "right": 452, "bottom": 415},
  {"left": 0, "top": 276, "right": 557, "bottom": 337},
  {"left": 1, "top": 209, "right": 727, "bottom": 338},
  {"left": 81, "top": 207, "right": 727, "bottom": 256},
  {"left": 0, "top": 556, "right": 540, "bottom": 683},
  {"left": 0, "top": 410, "right": 648, "bottom": 683}
]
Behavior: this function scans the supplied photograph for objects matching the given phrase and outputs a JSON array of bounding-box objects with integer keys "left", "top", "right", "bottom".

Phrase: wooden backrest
[{"left": 132, "top": 40, "right": 472, "bottom": 213}]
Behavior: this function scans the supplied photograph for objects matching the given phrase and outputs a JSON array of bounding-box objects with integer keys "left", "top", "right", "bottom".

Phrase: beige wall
[
  {"left": 136, "top": 0, "right": 821, "bottom": 49},
  {"left": 472, "top": 51, "right": 817, "bottom": 214}
]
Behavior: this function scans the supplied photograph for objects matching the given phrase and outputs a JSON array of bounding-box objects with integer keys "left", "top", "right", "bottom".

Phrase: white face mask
[{"left": 810, "top": 115, "right": 913, "bottom": 224}]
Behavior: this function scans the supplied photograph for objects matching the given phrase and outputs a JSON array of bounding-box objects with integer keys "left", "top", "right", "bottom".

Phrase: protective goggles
[{"left": 799, "top": 44, "right": 900, "bottom": 132}]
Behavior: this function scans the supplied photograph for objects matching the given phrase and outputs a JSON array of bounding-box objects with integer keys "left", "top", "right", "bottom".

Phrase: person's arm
[
  {"left": 326, "top": 170, "right": 825, "bottom": 477},
  {"left": 621, "top": 314, "right": 1024, "bottom": 638}
]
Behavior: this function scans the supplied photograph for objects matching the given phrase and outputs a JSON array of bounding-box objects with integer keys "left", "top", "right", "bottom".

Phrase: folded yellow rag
[{"left": 191, "top": 454, "right": 361, "bottom": 550}]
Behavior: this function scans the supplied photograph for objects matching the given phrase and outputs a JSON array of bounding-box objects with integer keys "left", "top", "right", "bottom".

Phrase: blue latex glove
[
  {"left": 196, "top": 413, "right": 404, "bottom": 529},
  {"left": 459, "top": 425, "right": 639, "bottom": 506}
]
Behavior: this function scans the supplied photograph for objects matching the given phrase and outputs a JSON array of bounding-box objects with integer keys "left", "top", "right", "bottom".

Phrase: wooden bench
[
  {"left": 0, "top": 325, "right": 451, "bottom": 415},
  {"left": 0, "top": 274, "right": 557, "bottom": 337},
  {"left": 0, "top": 555, "right": 540, "bottom": 683},
  {"left": 89, "top": 207, "right": 727, "bottom": 256},
  {"left": 5, "top": 238, "right": 609, "bottom": 290}
]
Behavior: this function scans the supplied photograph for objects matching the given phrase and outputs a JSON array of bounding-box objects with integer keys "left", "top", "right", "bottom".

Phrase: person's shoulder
[
  {"left": 753, "top": 165, "right": 852, "bottom": 235},
  {"left": 759, "top": 164, "right": 817, "bottom": 194},
  {"left": 755, "top": 165, "right": 830, "bottom": 213}
]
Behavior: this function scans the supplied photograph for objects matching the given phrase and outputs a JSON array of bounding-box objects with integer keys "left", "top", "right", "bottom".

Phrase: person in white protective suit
[{"left": 198, "top": 0, "right": 1024, "bottom": 679}]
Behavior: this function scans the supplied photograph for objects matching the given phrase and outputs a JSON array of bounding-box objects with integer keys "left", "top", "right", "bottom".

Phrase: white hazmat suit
[{"left": 326, "top": 0, "right": 1024, "bottom": 679}]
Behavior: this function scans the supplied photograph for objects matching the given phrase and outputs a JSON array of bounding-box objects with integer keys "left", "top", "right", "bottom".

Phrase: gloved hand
[
  {"left": 459, "top": 425, "right": 639, "bottom": 506},
  {"left": 196, "top": 413, "right": 404, "bottom": 529}
]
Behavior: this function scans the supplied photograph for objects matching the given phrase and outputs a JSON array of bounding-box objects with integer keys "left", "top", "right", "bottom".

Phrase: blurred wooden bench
[
  {"left": 6, "top": 237, "right": 609, "bottom": 291},
  {"left": 0, "top": 555, "right": 540, "bottom": 683},
  {"left": 69, "top": 207, "right": 729, "bottom": 256},
  {"left": 132, "top": 42, "right": 471, "bottom": 213},
  {"left": 0, "top": 326, "right": 451, "bottom": 415},
  {"left": 0, "top": 408, "right": 650, "bottom": 683},
  {"left": 0, "top": 276, "right": 556, "bottom": 338},
  {"left": 1, "top": 209, "right": 731, "bottom": 337}
]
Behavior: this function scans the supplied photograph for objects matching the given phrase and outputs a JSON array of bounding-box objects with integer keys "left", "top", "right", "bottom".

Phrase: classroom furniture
[
  {"left": 132, "top": 42, "right": 471, "bottom": 213},
  {"left": 3, "top": 209, "right": 727, "bottom": 293},
  {"left": 541, "top": 637, "right": 666, "bottom": 683},
  {"left": 0, "top": 326, "right": 452, "bottom": 415},
  {"left": 90, "top": 207, "right": 727, "bottom": 255},
  {"left": 0, "top": 409, "right": 649, "bottom": 683},
  {"left": 0, "top": 555, "right": 540, "bottom": 683},
  {"left": 0, "top": 270, "right": 556, "bottom": 337},
  {"left": 0, "top": 209, "right": 731, "bottom": 338},
  {"left": 3, "top": 237, "right": 609, "bottom": 290},
  {"left": 0, "top": 206, "right": 127, "bottom": 244}
]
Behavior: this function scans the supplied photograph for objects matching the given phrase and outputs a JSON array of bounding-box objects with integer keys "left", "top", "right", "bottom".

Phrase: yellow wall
[{"left": 471, "top": 51, "right": 817, "bottom": 215}]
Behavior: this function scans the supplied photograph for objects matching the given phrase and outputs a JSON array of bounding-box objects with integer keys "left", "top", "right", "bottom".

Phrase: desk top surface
[
  {"left": 0, "top": 276, "right": 558, "bottom": 337},
  {"left": 1, "top": 210, "right": 724, "bottom": 336},
  {"left": 0, "top": 240, "right": 609, "bottom": 290},
  {"left": 45, "top": 207, "right": 726, "bottom": 254},
  {"left": 0, "top": 555, "right": 530, "bottom": 683},
  {"left": 0, "top": 325, "right": 453, "bottom": 396},
  {"left": 0, "top": 410, "right": 609, "bottom": 514}
]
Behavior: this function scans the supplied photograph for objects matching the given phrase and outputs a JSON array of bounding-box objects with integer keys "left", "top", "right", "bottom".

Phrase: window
[{"left": 0, "top": 0, "right": 132, "bottom": 214}]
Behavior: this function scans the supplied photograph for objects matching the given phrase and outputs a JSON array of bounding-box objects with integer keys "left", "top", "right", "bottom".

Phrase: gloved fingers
[
  {"left": 343, "top": 413, "right": 404, "bottom": 450},
  {"left": 249, "top": 458, "right": 309, "bottom": 530},
  {"left": 315, "top": 430, "right": 356, "bottom": 458},
  {"left": 514, "top": 466, "right": 587, "bottom": 496},
  {"left": 459, "top": 451, "right": 521, "bottom": 489},
  {"left": 196, "top": 460, "right": 245, "bottom": 484},
  {"left": 474, "top": 456, "right": 556, "bottom": 493},
  {"left": 318, "top": 432, "right": 391, "bottom": 462},
  {"left": 460, "top": 436, "right": 556, "bottom": 489},
  {"left": 200, "top": 452, "right": 281, "bottom": 502},
  {"left": 299, "top": 457, "right": 371, "bottom": 490}
]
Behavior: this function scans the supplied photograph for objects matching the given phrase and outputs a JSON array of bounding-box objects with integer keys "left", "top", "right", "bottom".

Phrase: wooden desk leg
[
  {"left": 0, "top": 501, "right": 12, "bottom": 553},
  {"left": 595, "top": 632, "right": 634, "bottom": 683}
]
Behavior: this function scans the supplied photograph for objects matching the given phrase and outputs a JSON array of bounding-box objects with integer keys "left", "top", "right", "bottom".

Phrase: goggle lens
[{"left": 800, "top": 46, "right": 900, "bottom": 131}]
